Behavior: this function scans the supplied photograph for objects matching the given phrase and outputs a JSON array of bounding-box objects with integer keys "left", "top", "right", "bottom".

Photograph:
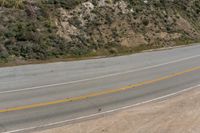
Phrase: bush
[
  {"left": 142, "top": 19, "right": 149, "bottom": 26},
  {"left": 46, "top": 0, "right": 84, "bottom": 9}
]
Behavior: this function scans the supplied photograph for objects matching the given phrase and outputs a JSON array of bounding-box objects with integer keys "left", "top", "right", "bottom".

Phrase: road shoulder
[{"left": 37, "top": 86, "right": 200, "bottom": 133}]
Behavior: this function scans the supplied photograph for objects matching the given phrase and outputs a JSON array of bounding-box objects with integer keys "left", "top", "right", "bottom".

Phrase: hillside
[{"left": 0, "top": 0, "right": 200, "bottom": 64}]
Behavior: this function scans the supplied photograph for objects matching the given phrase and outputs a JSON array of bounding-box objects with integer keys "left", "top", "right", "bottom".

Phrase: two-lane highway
[{"left": 0, "top": 44, "right": 200, "bottom": 133}]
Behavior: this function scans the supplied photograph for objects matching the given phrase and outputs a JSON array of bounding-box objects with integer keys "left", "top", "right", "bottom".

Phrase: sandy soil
[{"left": 37, "top": 87, "right": 200, "bottom": 133}]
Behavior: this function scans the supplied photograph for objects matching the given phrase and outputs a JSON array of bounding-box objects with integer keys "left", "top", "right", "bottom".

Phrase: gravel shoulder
[{"left": 37, "top": 87, "right": 200, "bottom": 133}]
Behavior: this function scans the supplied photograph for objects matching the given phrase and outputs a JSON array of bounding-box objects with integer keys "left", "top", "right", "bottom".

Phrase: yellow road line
[{"left": 0, "top": 66, "right": 200, "bottom": 113}]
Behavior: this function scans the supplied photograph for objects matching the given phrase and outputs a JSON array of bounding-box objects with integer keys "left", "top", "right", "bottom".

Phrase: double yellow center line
[{"left": 0, "top": 66, "right": 200, "bottom": 113}]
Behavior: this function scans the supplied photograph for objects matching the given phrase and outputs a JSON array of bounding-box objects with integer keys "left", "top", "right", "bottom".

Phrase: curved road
[{"left": 0, "top": 44, "right": 200, "bottom": 133}]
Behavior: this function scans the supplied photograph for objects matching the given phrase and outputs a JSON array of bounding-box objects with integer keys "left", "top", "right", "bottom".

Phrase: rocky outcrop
[{"left": 56, "top": 0, "right": 200, "bottom": 50}]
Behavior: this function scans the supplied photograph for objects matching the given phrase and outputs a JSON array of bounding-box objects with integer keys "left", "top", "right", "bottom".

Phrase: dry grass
[{"left": 0, "top": 0, "right": 25, "bottom": 8}]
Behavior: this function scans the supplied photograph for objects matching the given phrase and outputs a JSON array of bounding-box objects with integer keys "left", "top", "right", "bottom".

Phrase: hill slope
[{"left": 0, "top": 0, "right": 200, "bottom": 64}]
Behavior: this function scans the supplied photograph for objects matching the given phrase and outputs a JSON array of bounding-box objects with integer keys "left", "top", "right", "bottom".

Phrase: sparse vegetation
[
  {"left": 0, "top": 0, "right": 25, "bottom": 8},
  {"left": 0, "top": 0, "right": 200, "bottom": 64}
]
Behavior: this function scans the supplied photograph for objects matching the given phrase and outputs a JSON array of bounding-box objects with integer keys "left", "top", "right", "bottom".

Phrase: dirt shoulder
[{"left": 37, "top": 87, "right": 200, "bottom": 133}]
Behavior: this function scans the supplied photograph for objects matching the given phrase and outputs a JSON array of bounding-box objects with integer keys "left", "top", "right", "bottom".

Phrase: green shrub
[
  {"left": 142, "top": 19, "right": 149, "bottom": 26},
  {"left": 0, "top": 0, "right": 25, "bottom": 8},
  {"left": 46, "top": 0, "right": 84, "bottom": 9}
]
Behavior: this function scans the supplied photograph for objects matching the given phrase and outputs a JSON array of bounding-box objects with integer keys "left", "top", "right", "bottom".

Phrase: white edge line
[
  {"left": 1, "top": 54, "right": 200, "bottom": 94},
  {"left": 3, "top": 84, "right": 200, "bottom": 133}
]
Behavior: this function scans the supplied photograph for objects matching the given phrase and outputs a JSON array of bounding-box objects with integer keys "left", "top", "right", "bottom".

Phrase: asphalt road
[{"left": 0, "top": 44, "right": 200, "bottom": 133}]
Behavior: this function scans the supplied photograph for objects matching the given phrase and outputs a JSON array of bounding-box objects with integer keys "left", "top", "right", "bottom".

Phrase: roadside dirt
[{"left": 37, "top": 87, "right": 200, "bottom": 133}]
